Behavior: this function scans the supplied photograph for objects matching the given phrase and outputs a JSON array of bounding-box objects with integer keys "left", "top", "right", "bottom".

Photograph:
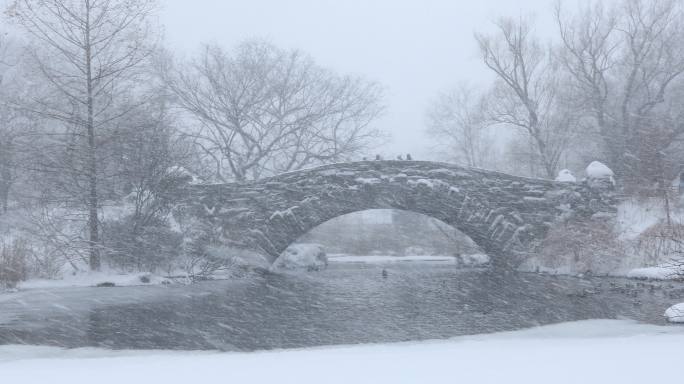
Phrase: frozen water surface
[{"left": 1, "top": 262, "right": 682, "bottom": 351}]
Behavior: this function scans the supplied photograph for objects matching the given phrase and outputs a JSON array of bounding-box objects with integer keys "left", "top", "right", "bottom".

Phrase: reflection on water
[{"left": 1, "top": 262, "right": 683, "bottom": 351}]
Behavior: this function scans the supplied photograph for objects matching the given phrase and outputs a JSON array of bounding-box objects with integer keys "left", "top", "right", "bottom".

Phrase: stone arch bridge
[{"left": 173, "top": 161, "right": 616, "bottom": 267}]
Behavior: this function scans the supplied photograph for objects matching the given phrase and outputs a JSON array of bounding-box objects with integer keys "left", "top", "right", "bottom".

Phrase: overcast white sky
[{"left": 162, "top": 0, "right": 564, "bottom": 160}]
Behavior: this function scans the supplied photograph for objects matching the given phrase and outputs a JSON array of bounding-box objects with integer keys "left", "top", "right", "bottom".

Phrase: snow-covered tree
[{"left": 7, "top": 0, "right": 158, "bottom": 270}]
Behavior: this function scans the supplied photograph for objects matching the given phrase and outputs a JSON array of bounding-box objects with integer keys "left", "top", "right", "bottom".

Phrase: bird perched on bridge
[
  {"left": 382, "top": 269, "right": 388, "bottom": 278},
  {"left": 375, "top": 154, "right": 382, "bottom": 161},
  {"left": 397, "top": 154, "right": 404, "bottom": 161},
  {"left": 406, "top": 153, "right": 412, "bottom": 161}
]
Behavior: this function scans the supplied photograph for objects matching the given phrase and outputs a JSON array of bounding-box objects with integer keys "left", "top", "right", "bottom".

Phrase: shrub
[
  {"left": 103, "top": 215, "right": 183, "bottom": 273},
  {"left": 631, "top": 222, "right": 684, "bottom": 266},
  {"left": 0, "top": 238, "right": 30, "bottom": 288},
  {"left": 540, "top": 217, "right": 623, "bottom": 275}
]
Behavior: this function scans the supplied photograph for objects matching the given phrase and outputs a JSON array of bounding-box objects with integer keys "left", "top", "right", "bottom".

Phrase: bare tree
[
  {"left": 476, "top": 17, "right": 579, "bottom": 178},
  {"left": 0, "top": 34, "right": 22, "bottom": 213},
  {"left": 7, "top": 0, "right": 157, "bottom": 270},
  {"left": 164, "top": 40, "right": 384, "bottom": 182},
  {"left": 426, "top": 83, "right": 497, "bottom": 168},
  {"left": 556, "top": 0, "right": 684, "bottom": 187},
  {"left": 555, "top": 1, "right": 617, "bottom": 140},
  {"left": 0, "top": 98, "right": 29, "bottom": 213}
]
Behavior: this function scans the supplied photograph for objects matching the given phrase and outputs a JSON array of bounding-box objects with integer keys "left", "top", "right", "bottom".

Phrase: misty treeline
[
  {"left": 428, "top": 0, "right": 684, "bottom": 192},
  {"left": 425, "top": 0, "right": 684, "bottom": 277},
  {"left": 0, "top": 0, "right": 383, "bottom": 281}
]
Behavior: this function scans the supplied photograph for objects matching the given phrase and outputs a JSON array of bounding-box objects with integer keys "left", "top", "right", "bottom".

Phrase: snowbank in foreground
[
  {"left": 17, "top": 272, "right": 169, "bottom": 290},
  {"left": 271, "top": 243, "right": 328, "bottom": 271},
  {"left": 665, "top": 303, "right": 684, "bottom": 323},
  {"left": 1, "top": 320, "right": 684, "bottom": 384}
]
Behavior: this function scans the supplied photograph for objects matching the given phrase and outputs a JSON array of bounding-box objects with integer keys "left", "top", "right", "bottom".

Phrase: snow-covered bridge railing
[{"left": 172, "top": 161, "right": 617, "bottom": 267}]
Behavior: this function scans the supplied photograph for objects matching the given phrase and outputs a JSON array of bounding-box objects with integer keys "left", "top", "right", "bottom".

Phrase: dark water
[{"left": 1, "top": 262, "right": 683, "bottom": 351}]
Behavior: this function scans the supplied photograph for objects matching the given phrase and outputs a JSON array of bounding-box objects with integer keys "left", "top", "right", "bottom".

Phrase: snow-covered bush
[
  {"left": 271, "top": 243, "right": 328, "bottom": 272},
  {"left": 629, "top": 222, "right": 684, "bottom": 267},
  {"left": 163, "top": 215, "right": 264, "bottom": 280},
  {"left": 606, "top": 197, "right": 684, "bottom": 277},
  {"left": 18, "top": 207, "right": 90, "bottom": 274},
  {"left": 101, "top": 165, "right": 195, "bottom": 274},
  {"left": 0, "top": 206, "right": 77, "bottom": 281},
  {"left": 104, "top": 207, "right": 256, "bottom": 280},
  {"left": 538, "top": 217, "right": 623, "bottom": 275},
  {"left": 174, "top": 245, "right": 259, "bottom": 281},
  {"left": 103, "top": 215, "right": 184, "bottom": 273}
]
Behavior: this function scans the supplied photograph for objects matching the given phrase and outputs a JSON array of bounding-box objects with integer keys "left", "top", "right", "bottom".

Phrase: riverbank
[
  {"left": 2, "top": 266, "right": 260, "bottom": 293},
  {"left": 2, "top": 319, "right": 683, "bottom": 384},
  {"left": 4, "top": 252, "right": 682, "bottom": 295}
]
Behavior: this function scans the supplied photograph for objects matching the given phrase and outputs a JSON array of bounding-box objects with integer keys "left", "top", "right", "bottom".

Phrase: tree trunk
[
  {"left": 0, "top": 184, "right": 8, "bottom": 213},
  {"left": 85, "top": 5, "right": 100, "bottom": 271}
]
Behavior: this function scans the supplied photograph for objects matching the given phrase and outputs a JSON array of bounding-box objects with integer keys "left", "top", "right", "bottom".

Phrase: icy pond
[{"left": 1, "top": 262, "right": 683, "bottom": 351}]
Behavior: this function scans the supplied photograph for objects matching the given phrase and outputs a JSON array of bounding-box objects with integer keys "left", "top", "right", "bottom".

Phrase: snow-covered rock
[
  {"left": 586, "top": 161, "right": 614, "bottom": 180},
  {"left": 166, "top": 166, "right": 200, "bottom": 185},
  {"left": 555, "top": 169, "right": 576, "bottom": 183},
  {"left": 458, "top": 253, "right": 490, "bottom": 267},
  {"left": 271, "top": 243, "right": 328, "bottom": 271},
  {"left": 665, "top": 303, "right": 684, "bottom": 323}
]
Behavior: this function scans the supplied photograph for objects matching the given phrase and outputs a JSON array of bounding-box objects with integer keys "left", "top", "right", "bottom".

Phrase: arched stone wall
[{"left": 173, "top": 161, "right": 616, "bottom": 267}]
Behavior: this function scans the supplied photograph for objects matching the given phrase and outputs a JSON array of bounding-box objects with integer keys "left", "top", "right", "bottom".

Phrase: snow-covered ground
[
  {"left": 328, "top": 253, "right": 490, "bottom": 266},
  {"left": 615, "top": 198, "right": 681, "bottom": 241},
  {"left": 1, "top": 320, "right": 683, "bottom": 384},
  {"left": 627, "top": 264, "right": 683, "bottom": 281},
  {"left": 328, "top": 254, "right": 458, "bottom": 263},
  {"left": 15, "top": 271, "right": 170, "bottom": 290}
]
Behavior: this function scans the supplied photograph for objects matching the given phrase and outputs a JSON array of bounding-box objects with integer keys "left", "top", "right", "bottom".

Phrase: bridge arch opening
[{"left": 286, "top": 209, "right": 489, "bottom": 266}]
